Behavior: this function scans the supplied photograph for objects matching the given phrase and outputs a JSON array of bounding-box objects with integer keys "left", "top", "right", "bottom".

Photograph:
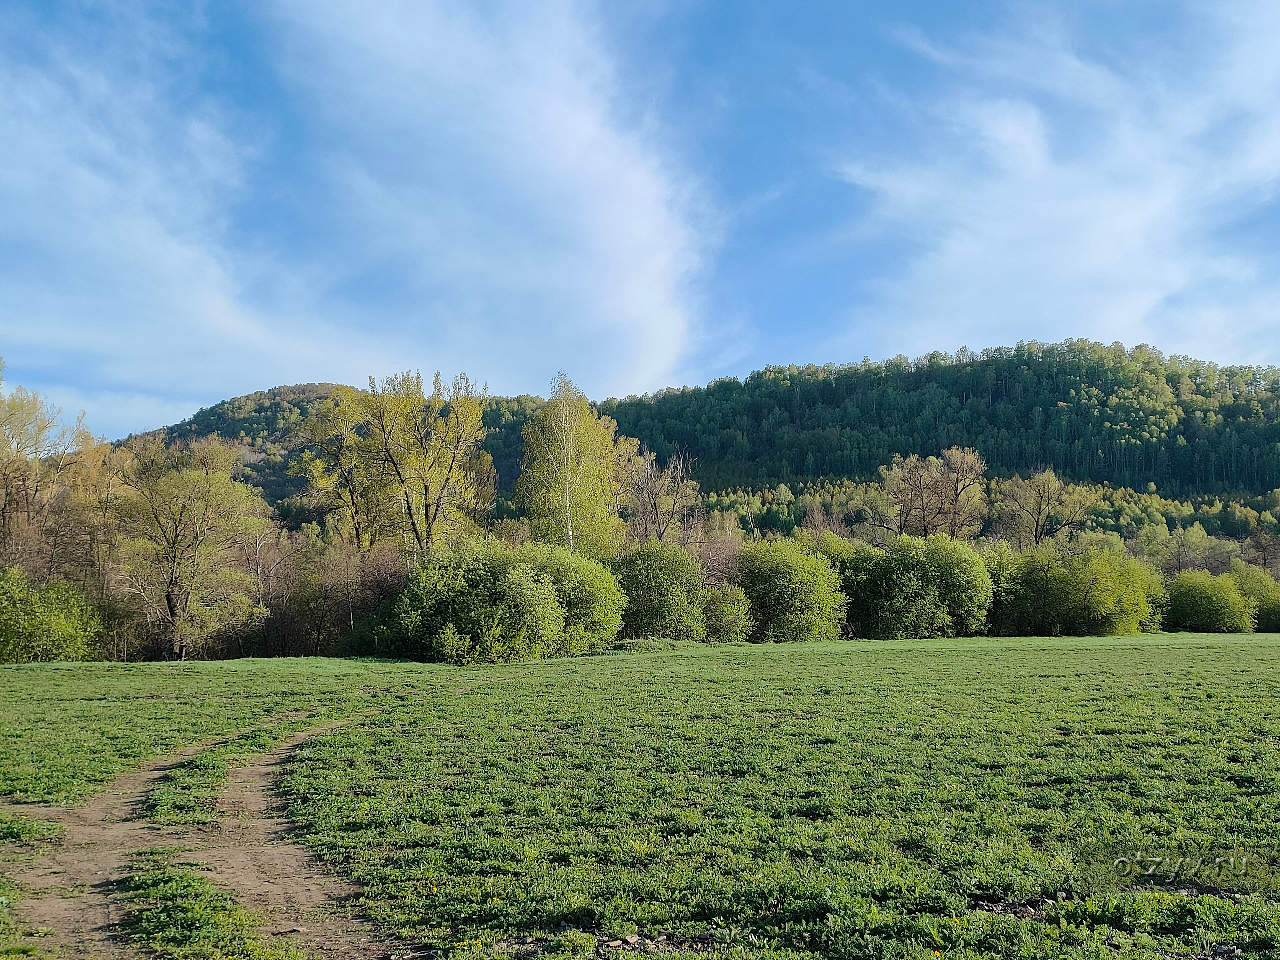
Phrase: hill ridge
[{"left": 138, "top": 339, "right": 1280, "bottom": 505}]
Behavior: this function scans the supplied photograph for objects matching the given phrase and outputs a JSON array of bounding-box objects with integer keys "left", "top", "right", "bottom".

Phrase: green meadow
[{"left": 2, "top": 636, "right": 1279, "bottom": 959}]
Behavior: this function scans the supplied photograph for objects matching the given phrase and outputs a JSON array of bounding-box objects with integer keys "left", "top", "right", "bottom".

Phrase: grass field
[
  {"left": 2, "top": 636, "right": 1279, "bottom": 959},
  {"left": 0, "top": 658, "right": 426, "bottom": 803}
]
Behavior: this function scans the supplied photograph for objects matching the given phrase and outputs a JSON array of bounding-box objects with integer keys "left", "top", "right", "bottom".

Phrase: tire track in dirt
[
  {"left": 1, "top": 723, "right": 399, "bottom": 960},
  {"left": 1, "top": 746, "right": 209, "bottom": 959},
  {"left": 198, "top": 724, "right": 392, "bottom": 959}
]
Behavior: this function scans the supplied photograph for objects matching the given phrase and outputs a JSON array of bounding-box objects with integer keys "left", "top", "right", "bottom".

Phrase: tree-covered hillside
[
  {"left": 139, "top": 340, "right": 1280, "bottom": 505},
  {"left": 134, "top": 384, "right": 543, "bottom": 504},
  {"left": 131, "top": 383, "right": 341, "bottom": 505},
  {"left": 603, "top": 340, "right": 1280, "bottom": 495}
]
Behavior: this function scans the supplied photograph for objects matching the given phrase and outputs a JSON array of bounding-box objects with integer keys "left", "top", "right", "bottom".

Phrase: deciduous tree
[
  {"left": 876, "top": 447, "right": 988, "bottom": 539},
  {"left": 112, "top": 438, "right": 272, "bottom": 659},
  {"left": 995, "top": 468, "right": 1098, "bottom": 548},
  {"left": 516, "top": 373, "right": 628, "bottom": 559}
]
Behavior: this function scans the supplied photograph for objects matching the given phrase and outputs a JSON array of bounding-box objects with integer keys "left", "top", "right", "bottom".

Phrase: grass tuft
[{"left": 119, "top": 850, "right": 310, "bottom": 960}]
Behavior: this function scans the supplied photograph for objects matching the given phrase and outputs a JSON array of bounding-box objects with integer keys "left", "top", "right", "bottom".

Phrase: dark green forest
[
  {"left": 151, "top": 340, "right": 1280, "bottom": 505},
  {"left": 603, "top": 340, "right": 1280, "bottom": 494}
]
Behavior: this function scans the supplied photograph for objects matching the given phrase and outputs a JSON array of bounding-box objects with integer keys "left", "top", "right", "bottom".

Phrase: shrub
[
  {"left": 366, "top": 540, "right": 622, "bottom": 663},
  {"left": 511, "top": 542, "right": 625, "bottom": 653},
  {"left": 987, "top": 545, "right": 1164, "bottom": 636},
  {"left": 736, "top": 540, "right": 846, "bottom": 643},
  {"left": 375, "top": 545, "right": 565, "bottom": 663},
  {"left": 919, "top": 535, "right": 994, "bottom": 636},
  {"left": 981, "top": 540, "right": 1022, "bottom": 633},
  {"left": 613, "top": 540, "right": 706, "bottom": 643},
  {"left": 0, "top": 568, "right": 102, "bottom": 663},
  {"left": 794, "top": 529, "right": 860, "bottom": 567},
  {"left": 1165, "top": 570, "right": 1254, "bottom": 633},
  {"left": 839, "top": 536, "right": 991, "bottom": 640},
  {"left": 820, "top": 540, "right": 883, "bottom": 636},
  {"left": 703, "top": 584, "right": 753, "bottom": 644},
  {"left": 1226, "top": 559, "right": 1280, "bottom": 632}
]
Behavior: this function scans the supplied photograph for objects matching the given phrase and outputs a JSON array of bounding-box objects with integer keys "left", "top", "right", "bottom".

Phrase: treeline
[
  {"left": 0, "top": 366, "right": 709, "bottom": 662},
  {"left": 710, "top": 479, "right": 1280, "bottom": 568},
  {"left": 142, "top": 340, "right": 1280, "bottom": 510},
  {"left": 602, "top": 340, "right": 1280, "bottom": 494},
  {"left": 6, "top": 354, "right": 1280, "bottom": 665}
]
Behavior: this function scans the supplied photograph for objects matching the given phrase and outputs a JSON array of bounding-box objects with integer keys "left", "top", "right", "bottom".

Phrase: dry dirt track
[{"left": 1, "top": 725, "right": 395, "bottom": 959}]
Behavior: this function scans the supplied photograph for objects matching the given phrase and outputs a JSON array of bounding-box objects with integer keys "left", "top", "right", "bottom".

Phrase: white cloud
[
  {"left": 832, "top": 1, "right": 1280, "bottom": 364},
  {"left": 0, "top": 1, "right": 706, "bottom": 436},
  {"left": 257, "top": 0, "right": 707, "bottom": 397}
]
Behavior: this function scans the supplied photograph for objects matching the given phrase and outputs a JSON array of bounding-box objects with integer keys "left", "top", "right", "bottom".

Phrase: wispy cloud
[
  {"left": 831, "top": 1, "right": 1280, "bottom": 363},
  {"left": 0, "top": 1, "right": 706, "bottom": 436}
]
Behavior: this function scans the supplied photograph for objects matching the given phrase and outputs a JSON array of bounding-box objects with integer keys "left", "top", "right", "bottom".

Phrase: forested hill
[
  {"left": 604, "top": 340, "right": 1280, "bottom": 495},
  {"left": 131, "top": 383, "right": 542, "bottom": 505},
  {"left": 139, "top": 340, "right": 1280, "bottom": 505}
]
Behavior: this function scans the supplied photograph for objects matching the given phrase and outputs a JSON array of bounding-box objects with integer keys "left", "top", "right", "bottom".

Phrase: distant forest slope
[
  {"left": 131, "top": 383, "right": 542, "bottom": 505},
  {"left": 605, "top": 340, "right": 1280, "bottom": 495},
  {"left": 135, "top": 340, "right": 1280, "bottom": 505}
]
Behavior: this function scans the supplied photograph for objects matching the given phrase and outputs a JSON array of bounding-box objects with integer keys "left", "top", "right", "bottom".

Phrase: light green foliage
[
  {"left": 292, "top": 385, "right": 400, "bottom": 549},
  {"left": 1166, "top": 570, "right": 1255, "bottom": 633},
  {"left": 114, "top": 438, "right": 272, "bottom": 658},
  {"left": 347, "top": 371, "right": 495, "bottom": 554},
  {"left": 736, "top": 539, "right": 846, "bottom": 643},
  {"left": 369, "top": 540, "right": 622, "bottom": 663},
  {"left": 837, "top": 535, "right": 991, "bottom": 640},
  {"left": 516, "top": 373, "right": 628, "bottom": 560},
  {"left": 1227, "top": 559, "right": 1280, "bottom": 632},
  {"left": 510, "top": 542, "right": 625, "bottom": 653},
  {"left": 987, "top": 544, "right": 1165, "bottom": 636},
  {"left": 121, "top": 851, "right": 309, "bottom": 960},
  {"left": 995, "top": 468, "right": 1098, "bottom": 546},
  {"left": 793, "top": 528, "right": 859, "bottom": 566},
  {"left": 1133, "top": 521, "right": 1242, "bottom": 575},
  {"left": 0, "top": 566, "right": 101, "bottom": 663},
  {"left": 702, "top": 583, "right": 753, "bottom": 644},
  {"left": 920, "top": 534, "right": 994, "bottom": 635},
  {"left": 373, "top": 544, "right": 564, "bottom": 663},
  {"left": 272, "top": 638, "right": 1280, "bottom": 959},
  {"left": 614, "top": 540, "right": 706, "bottom": 643}
]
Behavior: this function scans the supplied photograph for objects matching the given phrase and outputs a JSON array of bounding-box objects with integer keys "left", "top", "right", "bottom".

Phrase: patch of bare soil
[
  {"left": 1, "top": 726, "right": 397, "bottom": 959},
  {"left": 199, "top": 726, "right": 391, "bottom": 959},
  {"left": 1, "top": 748, "right": 205, "bottom": 958}
]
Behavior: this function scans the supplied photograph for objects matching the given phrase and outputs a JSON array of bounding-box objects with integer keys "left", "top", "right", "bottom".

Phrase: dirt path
[
  {"left": 199, "top": 727, "right": 391, "bottom": 959},
  {"left": 1, "top": 748, "right": 207, "bottom": 959},
  {"left": 1, "top": 726, "right": 395, "bottom": 960}
]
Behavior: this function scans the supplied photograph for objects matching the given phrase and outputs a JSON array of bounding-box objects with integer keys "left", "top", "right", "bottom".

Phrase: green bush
[
  {"left": 981, "top": 539, "right": 1021, "bottom": 633},
  {"left": 0, "top": 568, "right": 102, "bottom": 663},
  {"left": 702, "top": 584, "right": 753, "bottom": 644},
  {"left": 987, "top": 545, "right": 1164, "bottom": 637},
  {"left": 919, "top": 535, "right": 993, "bottom": 636},
  {"left": 1226, "top": 559, "right": 1280, "bottom": 631},
  {"left": 511, "top": 542, "right": 625, "bottom": 653},
  {"left": 613, "top": 540, "right": 706, "bottom": 643},
  {"left": 838, "top": 536, "right": 991, "bottom": 640},
  {"left": 1165, "top": 570, "right": 1254, "bottom": 633},
  {"left": 736, "top": 540, "right": 846, "bottom": 644},
  {"left": 794, "top": 529, "right": 860, "bottom": 567},
  {"left": 367, "top": 540, "right": 622, "bottom": 663}
]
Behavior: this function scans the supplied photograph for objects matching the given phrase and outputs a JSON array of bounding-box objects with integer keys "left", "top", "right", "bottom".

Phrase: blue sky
[{"left": 3, "top": 1, "right": 1280, "bottom": 438}]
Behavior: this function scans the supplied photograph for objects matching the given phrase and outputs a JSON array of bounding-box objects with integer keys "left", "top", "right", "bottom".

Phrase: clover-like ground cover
[{"left": 2, "top": 636, "right": 1279, "bottom": 959}]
